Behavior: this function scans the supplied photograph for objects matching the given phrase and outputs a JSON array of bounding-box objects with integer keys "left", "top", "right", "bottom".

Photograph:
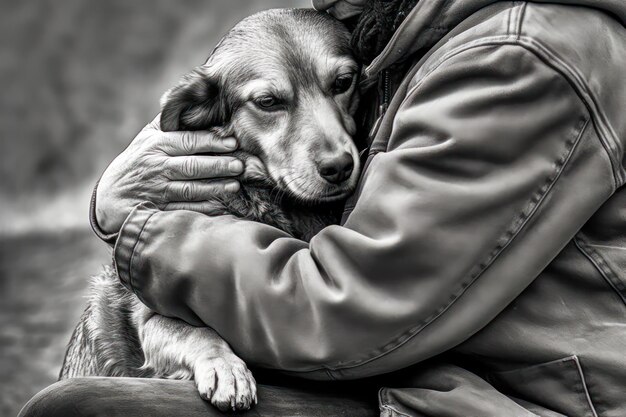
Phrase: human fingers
[
  {"left": 165, "top": 155, "right": 244, "bottom": 180},
  {"left": 164, "top": 180, "right": 240, "bottom": 202},
  {"left": 160, "top": 130, "right": 238, "bottom": 156},
  {"left": 163, "top": 201, "right": 233, "bottom": 216}
]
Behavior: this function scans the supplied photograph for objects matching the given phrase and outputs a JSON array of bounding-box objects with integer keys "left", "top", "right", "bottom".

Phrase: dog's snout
[{"left": 318, "top": 153, "right": 354, "bottom": 184}]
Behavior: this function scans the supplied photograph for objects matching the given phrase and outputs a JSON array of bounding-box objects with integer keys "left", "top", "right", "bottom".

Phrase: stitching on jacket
[
  {"left": 324, "top": 113, "right": 589, "bottom": 372},
  {"left": 506, "top": 6, "right": 512, "bottom": 35},
  {"left": 379, "top": 388, "right": 413, "bottom": 417},
  {"left": 574, "top": 236, "right": 626, "bottom": 306},
  {"left": 514, "top": 37, "right": 623, "bottom": 188},
  {"left": 342, "top": 150, "right": 383, "bottom": 216},
  {"left": 570, "top": 357, "right": 594, "bottom": 417},
  {"left": 516, "top": 3, "right": 527, "bottom": 40},
  {"left": 571, "top": 356, "right": 599, "bottom": 417},
  {"left": 298, "top": 37, "right": 616, "bottom": 375},
  {"left": 380, "top": 405, "right": 412, "bottom": 417},
  {"left": 319, "top": 39, "right": 594, "bottom": 372},
  {"left": 126, "top": 209, "right": 157, "bottom": 299},
  {"left": 401, "top": 36, "right": 621, "bottom": 189},
  {"left": 509, "top": 2, "right": 520, "bottom": 36},
  {"left": 400, "top": 35, "right": 516, "bottom": 110}
]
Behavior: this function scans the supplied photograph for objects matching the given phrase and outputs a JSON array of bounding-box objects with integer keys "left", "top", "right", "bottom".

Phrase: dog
[{"left": 60, "top": 8, "right": 361, "bottom": 412}]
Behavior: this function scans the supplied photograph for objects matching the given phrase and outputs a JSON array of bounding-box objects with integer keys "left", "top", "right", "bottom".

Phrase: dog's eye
[
  {"left": 254, "top": 95, "right": 280, "bottom": 110},
  {"left": 332, "top": 74, "right": 354, "bottom": 95}
]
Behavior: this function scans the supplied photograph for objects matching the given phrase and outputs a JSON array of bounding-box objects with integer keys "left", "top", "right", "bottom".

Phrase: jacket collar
[{"left": 364, "top": 0, "right": 626, "bottom": 78}]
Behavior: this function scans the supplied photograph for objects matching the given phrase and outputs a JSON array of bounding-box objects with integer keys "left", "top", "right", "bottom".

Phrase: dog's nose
[{"left": 318, "top": 153, "right": 354, "bottom": 184}]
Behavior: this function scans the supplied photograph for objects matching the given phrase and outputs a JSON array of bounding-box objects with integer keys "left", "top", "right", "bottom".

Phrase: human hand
[
  {"left": 95, "top": 116, "right": 243, "bottom": 234},
  {"left": 312, "top": 0, "right": 367, "bottom": 20}
]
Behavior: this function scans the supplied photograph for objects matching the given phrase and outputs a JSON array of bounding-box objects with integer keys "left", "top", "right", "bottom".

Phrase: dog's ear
[{"left": 160, "top": 68, "right": 224, "bottom": 132}]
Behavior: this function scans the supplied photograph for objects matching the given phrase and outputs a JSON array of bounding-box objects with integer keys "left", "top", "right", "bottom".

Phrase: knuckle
[
  {"left": 181, "top": 157, "right": 198, "bottom": 178},
  {"left": 163, "top": 183, "right": 173, "bottom": 200},
  {"left": 162, "top": 166, "right": 174, "bottom": 180},
  {"left": 180, "top": 131, "right": 196, "bottom": 154},
  {"left": 181, "top": 183, "right": 194, "bottom": 200},
  {"left": 145, "top": 133, "right": 166, "bottom": 153},
  {"left": 161, "top": 158, "right": 175, "bottom": 179}
]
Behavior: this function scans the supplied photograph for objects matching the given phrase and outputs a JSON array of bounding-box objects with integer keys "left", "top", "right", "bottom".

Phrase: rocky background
[{"left": 0, "top": 1, "right": 307, "bottom": 415}]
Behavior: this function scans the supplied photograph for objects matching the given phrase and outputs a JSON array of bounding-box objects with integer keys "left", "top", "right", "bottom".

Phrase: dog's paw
[{"left": 194, "top": 356, "right": 257, "bottom": 411}]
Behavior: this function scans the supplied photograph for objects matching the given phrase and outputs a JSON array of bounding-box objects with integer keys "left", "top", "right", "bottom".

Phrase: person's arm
[
  {"left": 114, "top": 43, "right": 617, "bottom": 378},
  {"left": 89, "top": 116, "right": 244, "bottom": 244}
]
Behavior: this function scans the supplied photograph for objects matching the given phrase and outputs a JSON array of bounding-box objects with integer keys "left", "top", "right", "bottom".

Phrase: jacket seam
[
  {"left": 378, "top": 388, "right": 413, "bottom": 417},
  {"left": 574, "top": 236, "right": 626, "bottom": 306},
  {"left": 402, "top": 36, "right": 517, "bottom": 106},
  {"left": 309, "top": 38, "right": 603, "bottom": 374},
  {"left": 325, "top": 115, "right": 589, "bottom": 372},
  {"left": 494, "top": 355, "right": 597, "bottom": 416},
  {"left": 516, "top": 3, "right": 527, "bottom": 40},
  {"left": 400, "top": 36, "right": 621, "bottom": 189},
  {"left": 320, "top": 40, "right": 595, "bottom": 372},
  {"left": 342, "top": 149, "right": 383, "bottom": 215},
  {"left": 379, "top": 405, "right": 411, "bottom": 417},
  {"left": 514, "top": 36, "right": 623, "bottom": 189},
  {"left": 126, "top": 210, "right": 157, "bottom": 296},
  {"left": 506, "top": 5, "right": 512, "bottom": 35},
  {"left": 571, "top": 356, "right": 599, "bottom": 417}
]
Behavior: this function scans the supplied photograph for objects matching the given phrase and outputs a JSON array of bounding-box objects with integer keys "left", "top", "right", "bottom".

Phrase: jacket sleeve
[
  {"left": 113, "top": 43, "right": 616, "bottom": 379},
  {"left": 89, "top": 179, "right": 118, "bottom": 246}
]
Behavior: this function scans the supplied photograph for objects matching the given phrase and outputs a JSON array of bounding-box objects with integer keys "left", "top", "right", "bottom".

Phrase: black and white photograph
[{"left": 2, "top": 0, "right": 626, "bottom": 416}]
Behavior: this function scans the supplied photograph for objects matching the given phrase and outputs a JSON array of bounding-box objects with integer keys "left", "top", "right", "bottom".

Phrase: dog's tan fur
[{"left": 60, "top": 9, "right": 360, "bottom": 412}]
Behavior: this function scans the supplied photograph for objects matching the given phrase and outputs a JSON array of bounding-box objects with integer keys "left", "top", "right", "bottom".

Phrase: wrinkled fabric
[{"left": 101, "top": 1, "right": 626, "bottom": 415}]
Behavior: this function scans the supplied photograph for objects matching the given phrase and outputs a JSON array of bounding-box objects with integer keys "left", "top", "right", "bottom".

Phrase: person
[{"left": 20, "top": 0, "right": 626, "bottom": 416}]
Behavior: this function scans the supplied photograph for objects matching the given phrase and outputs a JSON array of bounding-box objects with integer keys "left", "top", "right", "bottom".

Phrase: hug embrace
[{"left": 20, "top": 0, "right": 626, "bottom": 416}]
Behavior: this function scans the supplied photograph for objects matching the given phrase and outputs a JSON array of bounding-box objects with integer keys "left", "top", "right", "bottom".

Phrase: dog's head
[{"left": 160, "top": 9, "right": 361, "bottom": 203}]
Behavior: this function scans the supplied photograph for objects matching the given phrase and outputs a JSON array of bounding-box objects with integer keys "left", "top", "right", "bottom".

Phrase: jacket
[{"left": 95, "top": 1, "right": 626, "bottom": 415}]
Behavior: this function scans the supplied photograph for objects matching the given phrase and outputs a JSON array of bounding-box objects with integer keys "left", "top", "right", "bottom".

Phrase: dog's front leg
[{"left": 134, "top": 303, "right": 257, "bottom": 411}]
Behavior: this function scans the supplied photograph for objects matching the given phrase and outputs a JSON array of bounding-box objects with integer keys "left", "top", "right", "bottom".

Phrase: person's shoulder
[
  {"left": 416, "top": 2, "right": 624, "bottom": 76},
  {"left": 517, "top": 3, "right": 624, "bottom": 76},
  {"left": 405, "top": 2, "right": 625, "bottom": 141},
  {"left": 515, "top": 3, "right": 625, "bottom": 162},
  {"left": 412, "top": 1, "right": 626, "bottom": 185}
]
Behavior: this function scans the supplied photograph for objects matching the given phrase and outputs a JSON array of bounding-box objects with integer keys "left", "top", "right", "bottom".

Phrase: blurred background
[{"left": 0, "top": 1, "right": 308, "bottom": 415}]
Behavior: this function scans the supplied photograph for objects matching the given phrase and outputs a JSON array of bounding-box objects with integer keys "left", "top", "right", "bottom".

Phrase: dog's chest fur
[{"left": 213, "top": 185, "right": 339, "bottom": 241}]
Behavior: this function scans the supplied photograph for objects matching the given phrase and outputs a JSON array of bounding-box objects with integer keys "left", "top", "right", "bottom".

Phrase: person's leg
[
  {"left": 378, "top": 361, "right": 568, "bottom": 417},
  {"left": 18, "top": 377, "right": 378, "bottom": 417}
]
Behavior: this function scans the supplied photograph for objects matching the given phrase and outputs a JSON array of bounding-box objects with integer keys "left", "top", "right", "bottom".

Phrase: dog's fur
[{"left": 60, "top": 9, "right": 361, "bottom": 412}]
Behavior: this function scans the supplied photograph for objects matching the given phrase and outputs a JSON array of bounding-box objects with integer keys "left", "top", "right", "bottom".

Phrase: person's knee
[{"left": 18, "top": 378, "right": 96, "bottom": 417}]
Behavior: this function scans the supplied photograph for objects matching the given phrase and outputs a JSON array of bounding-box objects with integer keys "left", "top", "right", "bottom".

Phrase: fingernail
[
  {"left": 223, "top": 138, "right": 237, "bottom": 149},
  {"left": 224, "top": 181, "right": 240, "bottom": 193},
  {"left": 229, "top": 160, "right": 244, "bottom": 174}
]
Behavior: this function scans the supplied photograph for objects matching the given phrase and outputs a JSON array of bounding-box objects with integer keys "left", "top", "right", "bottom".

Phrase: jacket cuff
[
  {"left": 89, "top": 180, "right": 119, "bottom": 246},
  {"left": 113, "top": 202, "right": 160, "bottom": 293}
]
